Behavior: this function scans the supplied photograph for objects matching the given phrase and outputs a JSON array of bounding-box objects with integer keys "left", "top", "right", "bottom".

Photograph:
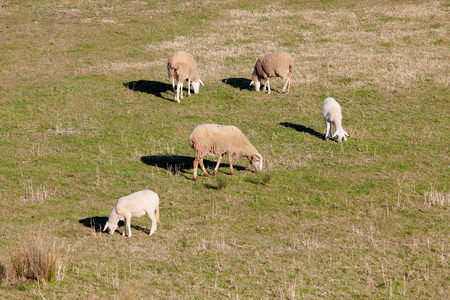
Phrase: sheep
[
  {"left": 103, "top": 190, "right": 160, "bottom": 237},
  {"left": 322, "top": 97, "right": 349, "bottom": 142},
  {"left": 189, "top": 124, "right": 263, "bottom": 180},
  {"left": 167, "top": 51, "right": 204, "bottom": 103},
  {"left": 250, "top": 52, "right": 293, "bottom": 94}
]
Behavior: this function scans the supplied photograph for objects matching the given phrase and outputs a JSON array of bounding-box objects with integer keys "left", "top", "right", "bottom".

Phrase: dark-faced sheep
[{"left": 189, "top": 124, "right": 263, "bottom": 180}]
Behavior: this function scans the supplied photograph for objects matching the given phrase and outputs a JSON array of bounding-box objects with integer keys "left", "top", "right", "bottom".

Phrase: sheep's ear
[
  {"left": 199, "top": 79, "right": 204, "bottom": 86},
  {"left": 103, "top": 222, "right": 109, "bottom": 232},
  {"left": 250, "top": 81, "right": 254, "bottom": 86},
  {"left": 332, "top": 131, "right": 337, "bottom": 138},
  {"left": 344, "top": 130, "right": 349, "bottom": 136}
]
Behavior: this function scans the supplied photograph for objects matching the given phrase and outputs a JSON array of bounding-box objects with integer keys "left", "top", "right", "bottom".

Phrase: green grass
[{"left": 0, "top": 0, "right": 449, "bottom": 298}]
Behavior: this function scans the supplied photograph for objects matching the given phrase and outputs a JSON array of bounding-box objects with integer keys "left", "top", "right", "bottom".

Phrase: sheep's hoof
[
  {"left": 230, "top": 171, "right": 236, "bottom": 176},
  {"left": 205, "top": 173, "right": 210, "bottom": 177},
  {"left": 193, "top": 176, "right": 198, "bottom": 181},
  {"left": 213, "top": 170, "right": 217, "bottom": 176}
]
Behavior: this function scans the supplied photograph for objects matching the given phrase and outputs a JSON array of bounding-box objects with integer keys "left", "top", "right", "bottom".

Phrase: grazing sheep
[
  {"left": 250, "top": 52, "right": 293, "bottom": 94},
  {"left": 189, "top": 124, "right": 263, "bottom": 180},
  {"left": 322, "top": 97, "right": 349, "bottom": 142},
  {"left": 167, "top": 51, "right": 204, "bottom": 102},
  {"left": 103, "top": 190, "right": 160, "bottom": 237}
]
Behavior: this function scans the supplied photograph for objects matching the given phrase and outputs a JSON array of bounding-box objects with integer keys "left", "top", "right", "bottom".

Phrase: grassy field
[{"left": 0, "top": 0, "right": 449, "bottom": 298}]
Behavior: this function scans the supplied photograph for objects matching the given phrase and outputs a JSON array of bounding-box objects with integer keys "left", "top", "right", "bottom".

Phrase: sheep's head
[
  {"left": 191, "top": 79, "right": 204, "bottom": 94},
  {"left": 250, "top": 153, "right": 263, "bottom": 172},
  {"left": 332, "top": 129, "right": 349, "bottom": 142},
  {"left": 103, "top": 221, "right": 118, "bottom": 235},
  {"left": 250, "top": 75, "right": 261, "bottom": 91}
]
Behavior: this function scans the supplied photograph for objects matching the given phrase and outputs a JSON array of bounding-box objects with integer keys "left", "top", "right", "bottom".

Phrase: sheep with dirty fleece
[
  {"left": 250, "top": 52, "right": 293, "bottom": 94},
  {"left": 189, "top": 124, "right": 263, "bottom": 180},
  {"left": 322, "top": 97, "right": 349, "bottom": 142},
  {"left": 167, "top": 51, "right": 204, "bottom": 103},
  {"left": 103, "top": 190, "right": 160, "bottom": 237}
]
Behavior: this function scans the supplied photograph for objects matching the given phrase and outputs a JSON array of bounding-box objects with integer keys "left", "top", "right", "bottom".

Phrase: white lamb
[
  {"left": 103, "top": 190, "right": 160, "bottom": 237},
  {"left": 189, "top": 124, "right": 263, "bottom": 181},
  {"left": 250, "top": 52, "right": 293, "bottom": 94},
  {"left": 167, "top": 51, "right": 204, "bottom": 103},
  {"left": 322, "top": 97, "right": 349, "bottom": 142}
]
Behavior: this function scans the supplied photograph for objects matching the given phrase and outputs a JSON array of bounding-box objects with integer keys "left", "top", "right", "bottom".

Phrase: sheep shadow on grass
[
  {"left": 221, "top": 78, "right": 253, "bottom": 91},
  {"left": 140, "top": 155, "right": 246, "bottom": 180},
  {"left": 280, "top": 122, "right": 325, "bottom": 140},
  {"left": 79, "top": 217, "right": 152, "bottom": 235},
  {"left": 123, "top": 80, "right": 173, "bottom": 101},
  {"left": 79, "top": 216, "right": 120, "bottom": 233}
]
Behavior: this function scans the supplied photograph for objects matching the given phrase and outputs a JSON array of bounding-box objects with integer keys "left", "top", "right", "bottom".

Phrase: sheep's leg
[
  {"left": 172, "top": 79, "right": 175, "bottom": 91},
  {"left": 127, "top": 219, "right": 132, "bottom": 237},
  {"left": 213, "top": 154, "right": 223, "bottom": 176},
  {"left": 175, "top": 81, "right": 181, "bottom": 102},
  {"left": 187, "top": 79, "right": 191, "bottom": 97},
  {"left": 264, "top": 79, "right": 271, "bottom": 94},
  {"left": 193, "top": 158, "right": 201, "bottom": 180},
  {"left": 176, "top": 81, "right": 183, "bottom": 101},
  {"left": 199, "top": 159, "right": 210, "bottom": 177},
  {"left": 283, "top": 78, "right": 290, "bottom": 94},
  {"left": 228, "top": 155, "right": 236, "bottom": 175},
  {"left": 263, "top": 79, "right": 269, "bottom": 93},
  {"left": 149, "top": 213, "right": 157, "bottom": 236},
  {"left": 325, "top": 122, "right": 331, "bottom": 141}
]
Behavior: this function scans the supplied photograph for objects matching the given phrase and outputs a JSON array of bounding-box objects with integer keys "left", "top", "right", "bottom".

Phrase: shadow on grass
[
  {"left": 140, "top": 155, "right": 246, "bottom": 180},
  {"left": 123, "top": 80, "right": 173, "bottom": 101},
  {"left": 79, "top": 217, "right": 152, "bottom": 235},
  {"left": 79, "top": 216, "right": 119, "bottom": 233},
  {"left": 280, "top": 122, "right": 325, "bottom": 140},
  {"left": 204, "top": 183, "right": 219, "bottom": 190},
  {"left": 222, "top": 78, "right": 253, "bottom": 91}
]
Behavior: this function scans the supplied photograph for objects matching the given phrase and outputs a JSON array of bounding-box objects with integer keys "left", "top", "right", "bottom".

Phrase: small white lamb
[
  {"left": 167, "top": 51, "right": 204, "bottom": 103},
  {"left": 250, "top": 52, "right": 293, "bottom": 94},
  {"left": 189, "top": 124, "right": 263, "bottom": 180},
  {"left": 322, "top": 97, "right": 349, "bottom": 142},
  {"left": 103, "top": 190, "right": 160, "bottom": 237}
]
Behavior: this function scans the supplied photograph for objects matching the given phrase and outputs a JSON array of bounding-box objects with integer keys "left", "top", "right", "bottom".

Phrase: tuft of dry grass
[
  {"left": 11, "top": 232, "right": 61, "bottom": 283},
  {"left": 216, "top": 175, "right": 228, "bottom": 189},
  {"left": 19, "top": 180, "right": 56, "bottom": 204},
  {"left": 424, "top": 188, "right": 449, "bottom": 207}
]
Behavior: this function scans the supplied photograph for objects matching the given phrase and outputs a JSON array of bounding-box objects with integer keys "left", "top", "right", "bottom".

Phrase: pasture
[{"left": 0, "top": 0, "right": 448, "bottom": 298}]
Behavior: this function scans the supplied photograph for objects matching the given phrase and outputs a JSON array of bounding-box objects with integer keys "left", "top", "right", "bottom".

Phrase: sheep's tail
[{"left": 155, "top": 205, "right": 160, "bottom": 223}]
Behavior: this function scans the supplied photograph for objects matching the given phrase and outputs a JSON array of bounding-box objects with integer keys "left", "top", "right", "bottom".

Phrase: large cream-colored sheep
[
  {"left": 250, "top": 52, "right": 293, "bottom": 94},
  {"left": 103, "top": 190, "right": 160, "bottom": 237},
  {"left": 322, "top": 97, "right": 349, "bottom": 142},
  {"left": 189, "top": 124, "right": 263, "bottom": 180},
  {"left": 167, "top": 51, "right": 204, "bottom": 102}
]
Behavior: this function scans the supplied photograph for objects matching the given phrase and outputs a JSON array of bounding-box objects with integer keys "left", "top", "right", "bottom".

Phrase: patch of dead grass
[{"left": 424, "top": 187, "right": 449, "bottom": 207}]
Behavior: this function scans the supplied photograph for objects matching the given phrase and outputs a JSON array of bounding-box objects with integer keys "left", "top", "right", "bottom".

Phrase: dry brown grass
[
  {"left": 424, "top": 187, "right": 450, "bottom": 207},
  {"left": 10, "top": 232, "right": 61, "bottom": 283}
]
